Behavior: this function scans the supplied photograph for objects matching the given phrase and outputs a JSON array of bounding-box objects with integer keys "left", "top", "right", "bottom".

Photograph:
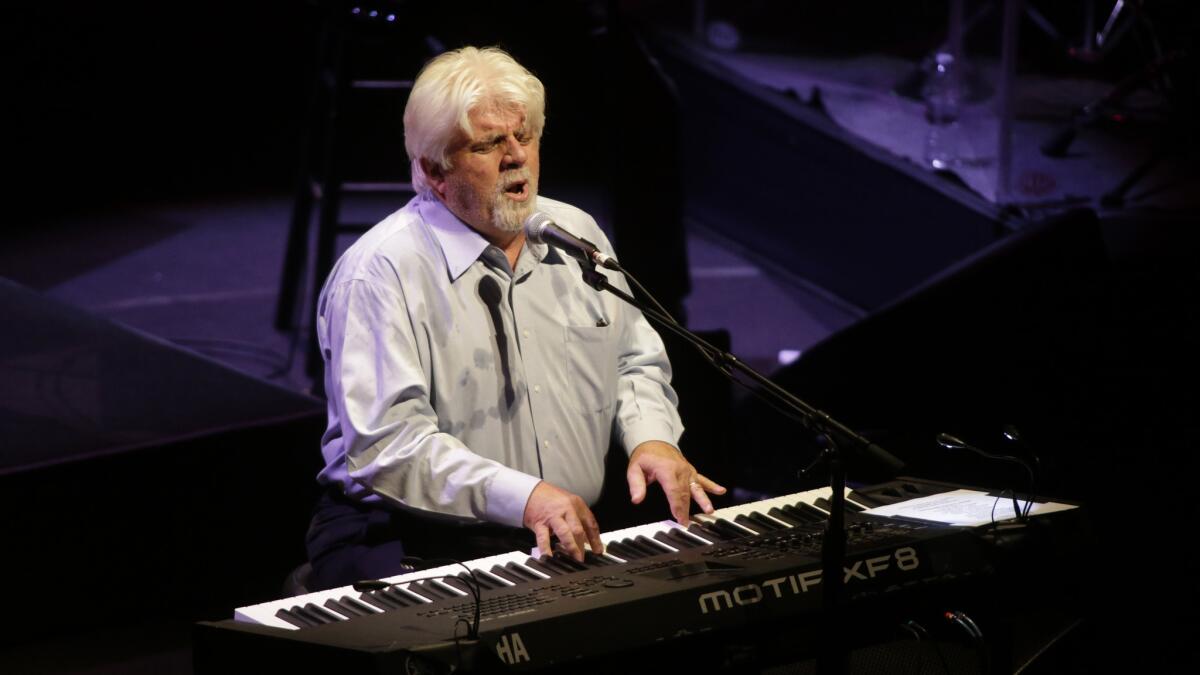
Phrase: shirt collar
[
  {"left": 419, "top": 194, "right": 557, "bottom": 281},
  {"left": 419, "top": 195, "right": 489, "bottom": 281}
]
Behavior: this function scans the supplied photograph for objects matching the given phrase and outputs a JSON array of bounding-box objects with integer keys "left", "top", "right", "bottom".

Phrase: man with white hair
[{"left": 305, "top": 46, "right": 723, "bottom": 590}]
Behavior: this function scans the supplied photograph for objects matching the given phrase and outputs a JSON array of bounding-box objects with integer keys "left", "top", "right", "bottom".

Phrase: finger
[
  {"left": 626, "top": 463, "right": 647, "bottom": 504},
  {"left": 565, "top": 511, "right": 589, "bottom": 562},
  {"left": 533, "top": 523, "right": 552, "bottom": 559},
  {"left": 550, "top": 516, "right": 584, "bottom": 562},
  {"left": 662, "top": 475, "right": 692, "bottom": 526},
  {"left": 580, "top": 506, "right": 604, "bottom": 555},
  {"left": 695, "top": 474, "right": 727, "bottom": 495},
  {"left": 691, "top": 474, "right": 724, "bottom": 514},
  {"left": 690, "top": 481, "right": 716, "bottom": 514}
]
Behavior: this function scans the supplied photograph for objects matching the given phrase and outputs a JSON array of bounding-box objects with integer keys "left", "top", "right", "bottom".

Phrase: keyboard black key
[
  {"left": 490, "top": 565, "right": 527, "bottom": 585},
  {"left": 710, "top": 518, "right": 752, "bottom": 539},
  {"left": 359, "top": 591, "right": 400, "bottom": 611},
  {"left": 275, "top": 607, "right": 315, "bottom": 629},
  {"left": 382, "top": 587, "right": 421, "bottom": 606},
  {"left": 300, "top": 603, "right": 339, "bottom": 624},
  {"left": 455, "top": 571, "right": 492, "bottom": 591},
  {"left": 746, "top": 511, "right": 788, "bottom": 531},
  {"left": 669, "top": 527, "right": 712, "bottom": 547},
  {"left": 655, "top": 530, "right": 698, "bottom": 550},
  {"left": 782, "top": 503, "right": 825, "bottom": 523},
  {"left": 635, "top": 535, "right": 675, "bottom": 554},
  {"left": 323, "top": 597, "right": 361, "bottom": 618},
  {"left": 505, "top": 561, "right": 544, "bottom": 581},
  {"left": 768, "top": 506, "right": 806, "bottom": 527},
  {"left": 413, "top": 580, "right": 454, "bottom": 600},
  {"left": 733, "top": 514, "right": 766, "bottom": 534},
  {"left": 687, "top": 522, "right": 728, "bottom": 542},
  {"left": 402, "top": 584, "right": 439, "bottom": 602},
  {"left": 619, "top": 537, "right": 659, "bottom": 557},
  {"left": 583, "top": 551, "right": 613, "bottom": 566},
  {"left": 539, "top": 555, "right": 577, "bottom": 574},
  {"left": 603, "top": 541, "right": 644, "bottom": 560},
  {"left": 524, "top": 557, "right": 564, "bottom": 576},
  {"left": 848, "top": 489, "right": 887, "bottom": 507},
  {"left": 472, "top": 569, "right": 511, "bottom": 588},
  {"left": 815, "top": 495, "right": 863, "bottom": 512},
  {"left": 552, "top": 553, "right": 588, "bottom": 571},
  {"left": 338, "top": 595, "right": 377, "bottom": 616},
  {"left": 440, "top": 576, "right": 474, "bottom": 594}
]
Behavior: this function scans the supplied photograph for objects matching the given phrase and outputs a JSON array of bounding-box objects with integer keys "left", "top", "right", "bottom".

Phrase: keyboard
[{"left": 198, "top": 481, "right": 986, "bottom": 672}]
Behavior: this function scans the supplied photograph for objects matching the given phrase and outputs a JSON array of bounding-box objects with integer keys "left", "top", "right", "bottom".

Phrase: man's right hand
[{"left": 522, "top": 481, "right": 603, "bottom": 562}]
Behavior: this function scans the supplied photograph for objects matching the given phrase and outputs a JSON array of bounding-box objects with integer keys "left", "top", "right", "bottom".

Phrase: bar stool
[{"left": 275, "top": 1, "right": 437, "bottom": 382}]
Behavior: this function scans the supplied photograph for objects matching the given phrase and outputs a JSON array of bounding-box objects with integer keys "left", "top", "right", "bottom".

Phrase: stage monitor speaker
[
  {"left": 734, "top": 208, "right": 1112, "bottom": 493},
  {"left": 0, "top": 279, "right": 326, "bottom": 645}
]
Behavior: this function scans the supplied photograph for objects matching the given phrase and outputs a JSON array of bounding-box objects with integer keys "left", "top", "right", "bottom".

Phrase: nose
[{"left": 502, "top": 135, "right": 527, "bottom": 168}]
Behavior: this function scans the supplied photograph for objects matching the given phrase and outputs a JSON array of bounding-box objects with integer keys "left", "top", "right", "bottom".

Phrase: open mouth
[{"left": 503, "top": 180, "right": 528, "bottom": 200}]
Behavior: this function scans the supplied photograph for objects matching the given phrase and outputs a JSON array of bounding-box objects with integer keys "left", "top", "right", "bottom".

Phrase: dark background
[{"left": 4, "top": 1, "right": 1199, "bottom": 672}]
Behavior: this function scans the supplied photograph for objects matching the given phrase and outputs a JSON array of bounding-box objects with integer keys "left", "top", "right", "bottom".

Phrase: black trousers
[{"left": 305, "top": 488, "right": 536, "bottom": 592}]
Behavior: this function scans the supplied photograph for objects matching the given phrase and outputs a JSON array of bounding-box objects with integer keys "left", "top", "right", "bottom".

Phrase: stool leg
[
  {"left": 276, "top": 182, "right": 316, "bottom": 331},
  {"left": 276, "top": 13, "right": 336, "bottom": 332},
  {"left": 305, "top": 18, "right": 347, "bottom": 382}
]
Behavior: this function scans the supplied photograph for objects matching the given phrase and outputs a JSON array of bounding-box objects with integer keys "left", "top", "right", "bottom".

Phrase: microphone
[
  {"left": 524, "top": 212, "right": 620, "bottom": 270},
  {"left": 936, "top": 432, "right": 1035, "bottom": 520}
]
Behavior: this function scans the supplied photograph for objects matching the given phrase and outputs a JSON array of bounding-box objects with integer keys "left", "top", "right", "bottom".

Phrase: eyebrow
[
  {"left": 470, "top": 126, "right": 532, "bottom": 148},
  {"left": 474, "top": 133, "right": 507, "bottom": 146}
]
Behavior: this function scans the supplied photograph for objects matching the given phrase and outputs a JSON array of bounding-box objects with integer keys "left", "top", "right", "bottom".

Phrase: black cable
[
  {"left": 909, "top": 619, "right": 951, "bottom": 675},
  {"left": 612, "top": 260, "right": 680, "bottom": 328},
  {"left": 612, "top": 262, "right": 728, "bottom": 372},
  {"left": 938, "top": 433, "right": 1034, "bottom": 522},
  {"left": 944, "top": 610, "right": 988, "bottom": 674},
  {"left": 898, "top": 620, "right": 927, "bottom": 675},
  {"left": 614, "top": 260, "right": 839, "bottom": 437},
  {"left": 406, "top": 557, "right": 482, "bottom": 641},
  {"left": 353, "top": 556, "right": 482, "bottom": 639}
]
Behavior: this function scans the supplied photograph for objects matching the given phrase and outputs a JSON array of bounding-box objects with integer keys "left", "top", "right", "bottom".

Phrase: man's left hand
[{"left": 626, "top": 441, "right": 726, "bottom": 526}]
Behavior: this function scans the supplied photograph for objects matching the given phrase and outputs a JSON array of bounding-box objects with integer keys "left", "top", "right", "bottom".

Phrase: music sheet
[{"left": 863, "top": 488, "right": 1077, "bottom": 526}]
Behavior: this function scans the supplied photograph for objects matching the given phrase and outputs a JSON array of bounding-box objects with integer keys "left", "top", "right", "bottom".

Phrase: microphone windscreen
[{"left": 523, "top": 211, "right": 554, "bottom": 242}]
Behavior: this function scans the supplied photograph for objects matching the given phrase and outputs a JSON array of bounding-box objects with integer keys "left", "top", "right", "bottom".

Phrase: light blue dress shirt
[{"left": 315, "top": 193, "right": 683, "bottom": 527}]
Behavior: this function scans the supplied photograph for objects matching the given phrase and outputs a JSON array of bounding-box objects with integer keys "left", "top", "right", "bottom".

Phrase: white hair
[{"left": 404, "top": 46, "right": 546, "bottom": 195}]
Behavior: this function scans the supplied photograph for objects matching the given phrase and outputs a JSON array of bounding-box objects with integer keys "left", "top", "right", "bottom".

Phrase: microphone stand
[{"left": 579, "top": 264, "right": 904, "bottom": 675}]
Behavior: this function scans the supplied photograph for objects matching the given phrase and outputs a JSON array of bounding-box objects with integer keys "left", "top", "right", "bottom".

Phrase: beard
[{"left": 491, "top": 167, "right": 537, "bottom": 233}]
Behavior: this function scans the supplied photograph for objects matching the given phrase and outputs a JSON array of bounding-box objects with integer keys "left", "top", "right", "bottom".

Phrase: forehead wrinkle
[{"left": 466, "top": 104, "right": 528, "bottom": 141}]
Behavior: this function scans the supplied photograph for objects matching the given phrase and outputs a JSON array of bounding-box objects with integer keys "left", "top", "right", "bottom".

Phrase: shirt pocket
[{"left": 562, "top": 325, "right": 618, "bottom": 415}]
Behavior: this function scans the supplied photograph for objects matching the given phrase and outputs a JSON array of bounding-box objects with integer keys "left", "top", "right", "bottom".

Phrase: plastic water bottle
[{"left": 923, "top": 51, "right": 961, "bottom": 170}]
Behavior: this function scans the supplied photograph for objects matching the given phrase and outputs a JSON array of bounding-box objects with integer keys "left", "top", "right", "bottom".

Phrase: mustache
[{"left": 498, "top": 168, "right": 533, "bottom": 191}]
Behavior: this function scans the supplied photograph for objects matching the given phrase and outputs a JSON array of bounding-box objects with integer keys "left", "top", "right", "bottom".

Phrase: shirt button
[
  {"left": 533, "top": 385, "right": 541, "bottom": 393},
  {"left": 522, "top": 329, "right": 531, "bottom": 339},
  {"left": 543, "top": 440, "right": 551, "bottom": 448}
]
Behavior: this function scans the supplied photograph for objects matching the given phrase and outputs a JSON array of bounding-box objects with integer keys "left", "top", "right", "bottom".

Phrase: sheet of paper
[{"left": 862, "top": 488, "right": 1077, "bottom": 527}]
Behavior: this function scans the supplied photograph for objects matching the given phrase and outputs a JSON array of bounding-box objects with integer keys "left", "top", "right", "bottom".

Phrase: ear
[{"left": 420, "top": 158, "right": 448, "bottom": 198}]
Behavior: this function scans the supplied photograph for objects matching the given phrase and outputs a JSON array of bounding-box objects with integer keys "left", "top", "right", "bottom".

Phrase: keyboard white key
[
  {"left": 236, "top": 556, "right": 509, "bottom": 630},
  {"left": 235, "top": 486, "right": 876, "bottom": 629},
  {"left": 698, "top": 486, "right": 867, "bottom": 533}
]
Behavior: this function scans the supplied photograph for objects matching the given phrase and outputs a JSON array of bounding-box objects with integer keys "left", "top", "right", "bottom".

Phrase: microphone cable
[
  {"left": 352, "top": 556, "right": 483, "bottom": 640},
  {"left": 614, "top": 259, "right": 905, "bottom": 480}
]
